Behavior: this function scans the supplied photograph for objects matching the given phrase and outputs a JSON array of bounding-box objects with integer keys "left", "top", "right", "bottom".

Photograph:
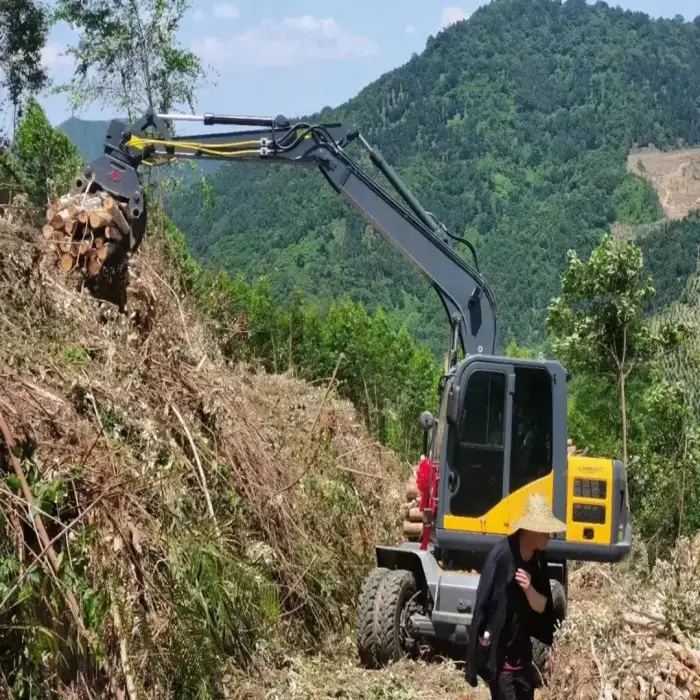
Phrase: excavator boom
[{"left": 77, "top": 109, "right": 498, "bottom": 359}]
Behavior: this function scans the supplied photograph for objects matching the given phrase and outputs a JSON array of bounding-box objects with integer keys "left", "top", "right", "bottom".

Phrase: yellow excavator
[{"left": 56, "top": 108, "right": 632, "bottom": 679}]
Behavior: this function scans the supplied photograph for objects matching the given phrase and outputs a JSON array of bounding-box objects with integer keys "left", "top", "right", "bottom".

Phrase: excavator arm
[{"left": 76, "top": 109, "right": 498, "bottom": 358}]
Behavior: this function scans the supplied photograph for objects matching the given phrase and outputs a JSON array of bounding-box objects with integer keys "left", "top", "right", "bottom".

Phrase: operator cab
[{"left": 433, "top": 355, "right": 569, "bottom": 557}]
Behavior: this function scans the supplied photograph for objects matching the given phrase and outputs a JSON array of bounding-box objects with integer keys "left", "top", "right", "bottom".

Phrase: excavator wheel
[
  {"left": 371, "top": 568, "right": 420, "bottom": 667},
  {"left": 532, "top": 579, "right": 567, "bottom": 687},
  {"left": 356, "top": 566, "right": 391, "bottom": 668}
]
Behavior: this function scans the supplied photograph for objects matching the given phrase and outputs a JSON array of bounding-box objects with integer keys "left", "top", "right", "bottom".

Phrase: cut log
[
  {"left": 402, "top": 521, "right": 423, "bottom": 538},
  {"left": 77, "top": 210, "right": 89, "bottom": 225},
  {"left": 42, "top": 224, "right": 55, "bottom": 240},
  {"left": 88, "top": 208, "right": 112, "bottom": 229},
  {"left": 50, "top": 208, "right": 72, "bottom": 230},
  {"left": 52, "top": 194, "right": 75, "bottom": 211},
  {"left": 97, "top": 242, "right": 120, "bottom": 262},
  {"left": 408, "top": 507, "right": 423, "bottom": 523},
  {"left": 104, "top": 196, "right": 131, "bottom": 236},
  {"left": 87, "top": 256, "right": 102, "bottom": 276},
  {"left": 60, "top": 253, "right": 75, "bottom": 272},
  {"left": 104, "top": 225, "right": 124, "bottom": 242}
]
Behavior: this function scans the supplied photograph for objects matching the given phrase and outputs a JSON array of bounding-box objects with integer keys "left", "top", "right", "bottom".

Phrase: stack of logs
[
  {"left": 401, "top": 439, "right": 585, "bottom": 541},
  {"left": 42, "top": 190, "right": 132, "bottom": 276},
  {"left": 403, "top": 465, "right": 422, "bottom": 540}
]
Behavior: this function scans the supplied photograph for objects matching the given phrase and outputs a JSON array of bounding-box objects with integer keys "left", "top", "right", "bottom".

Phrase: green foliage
[
  {"left": 0, "top": 0, "right": 49, "bottom": 122},
  {"left": 548, "top": 234, "right": 686, "bottom": 465},
  {"left": 547, "top": 234, "right": 684, "bottom": 380},
  {"left": 164, "top": 0, "right": 700, "bottom": 355},
  {"left": 546, "top": 236, "right": 699, "bottom": 548},
  {"left": 163, "top": 536, "right": 279, "bottom": 698},
  {"left": 638, "top": 211, "right": 700, "bottom": 313},
  {"left": 12, "top": 97, "right": 84, "bottom": 212},
  {"left": 55, "top": 0, "right": 207, "bottom": 120},
  {"left": 612, "top": 173, "right": 664, "bottom": 224},
  {"left": 505, "top": 339, "right": 539, "bottom": 359},
  {"left": 656, "top": 268, "right": 700, "bottom": 418}
]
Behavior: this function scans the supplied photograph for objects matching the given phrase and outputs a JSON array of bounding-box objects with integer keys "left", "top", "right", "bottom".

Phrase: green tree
[
  {"left": 0, "top": 0, "right": 50, "bottom": 131},
  {"left": 547, "top": 235, "right": 685, "bottom": 466},
  {"left": 13, "top": 97, "right": 84, "bottom": 213},
  {"left": 55, "top": 0, "right": 208, "bottom": 120}
]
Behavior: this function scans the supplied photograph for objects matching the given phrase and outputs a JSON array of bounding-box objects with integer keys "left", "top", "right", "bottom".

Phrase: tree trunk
[{"left": 619, "top": 328, "right": 629, "bottom": 467}]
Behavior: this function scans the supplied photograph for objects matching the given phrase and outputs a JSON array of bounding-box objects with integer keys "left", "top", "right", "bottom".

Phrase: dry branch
[{"left": 170, "top": 402, "right": 220, "bottom": 538}]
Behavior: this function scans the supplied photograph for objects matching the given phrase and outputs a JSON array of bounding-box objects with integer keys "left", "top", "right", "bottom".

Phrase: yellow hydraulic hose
[{"left": 126, "top": 135, "right": 264, "bottom": 160}]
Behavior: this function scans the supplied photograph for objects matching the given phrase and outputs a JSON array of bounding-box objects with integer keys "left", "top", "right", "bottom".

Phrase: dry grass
[
  {"left": 227, "top": 634, "right": 484, "bottom": 700},
  {"left": 543, "top": 537, "right": 700, "bottom": 700}
]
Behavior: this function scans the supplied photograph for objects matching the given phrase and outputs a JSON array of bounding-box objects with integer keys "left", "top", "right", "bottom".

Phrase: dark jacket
[{"left": 465, "top": 532, "right": 555, "bottom": 686}]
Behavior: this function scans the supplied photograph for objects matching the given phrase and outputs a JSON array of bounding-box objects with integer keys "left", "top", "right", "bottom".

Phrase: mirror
[
  {"left": 447, "top": 384, "right": 461, "bottom": 425},
  {"left": 419, "top": 411, "right": 435, "bottom": 431}
]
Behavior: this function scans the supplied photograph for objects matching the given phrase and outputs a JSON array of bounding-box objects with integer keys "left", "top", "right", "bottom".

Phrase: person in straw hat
[{"left": 465, "top": 492, "right": 567, "bottom": 699}]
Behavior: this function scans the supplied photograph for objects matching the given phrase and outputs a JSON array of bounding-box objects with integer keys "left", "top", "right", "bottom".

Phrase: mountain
[
  {"left": 156, "top": 1, "right": 700, "bottom": 353},
  {"left": 58, "top": 116, "right": 111, "bottom": 164}
]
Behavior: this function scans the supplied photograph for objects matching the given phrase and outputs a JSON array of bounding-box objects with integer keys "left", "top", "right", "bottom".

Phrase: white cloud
[
  {"left": 41, "top": 43, "right": 73, "bottom": 70},
  {"left": 405, "top": 24, "right": 417, "bottom": 35},
  {"left": 193, "top": 15, "right": 378, "bottom": 68},
  {"left": 193, "top": 8, "right": 204, "bottom": 22},
  {"left": 440, "top": 6, "right": 467, "bottom": 28},
  {"left": 212, "top": 3, "right": 240, "bottom": 20}
]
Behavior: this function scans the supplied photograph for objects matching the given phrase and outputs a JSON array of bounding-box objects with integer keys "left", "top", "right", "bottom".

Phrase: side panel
[
  {"left": 443, "top": 473, "right": 553, "bottom": 534},
  {"left": 435, "top": 456, "right": 631, "bottom": 562},
  {"left": 566, "top": 456, "right": 614, "bottom": 546},
  {"left": 551, "top": 365, "right": 569, "bottom": 532}
]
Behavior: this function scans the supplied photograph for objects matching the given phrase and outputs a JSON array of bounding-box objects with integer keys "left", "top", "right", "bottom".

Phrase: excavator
[{"left": 65, "top": 108, "right": 632, "bottom": 680}]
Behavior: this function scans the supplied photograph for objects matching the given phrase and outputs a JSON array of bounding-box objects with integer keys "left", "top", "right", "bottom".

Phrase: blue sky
[{"left": 35, "top": 0, "right": 699, "bottom": 131}]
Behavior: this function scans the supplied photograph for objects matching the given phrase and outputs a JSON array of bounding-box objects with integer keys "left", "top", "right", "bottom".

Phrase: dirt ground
[{"left": 627, "top": 147, "right": 700, "bottom": 220}]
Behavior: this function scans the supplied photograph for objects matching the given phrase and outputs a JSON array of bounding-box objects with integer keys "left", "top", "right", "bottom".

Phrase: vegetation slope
[{"left": 0, "top": 206, "right": 408, "bottom": 697}]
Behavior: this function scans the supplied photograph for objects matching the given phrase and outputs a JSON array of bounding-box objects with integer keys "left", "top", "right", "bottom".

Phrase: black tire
[
  {"left": 373, "top": 569, "right": 419, "bottom": 667},
  {"left": 531, "top": 579, "right": 567, "bottom": 688},
  {"left": 356, "top": 567, "right": 391, "bottom": 669}
]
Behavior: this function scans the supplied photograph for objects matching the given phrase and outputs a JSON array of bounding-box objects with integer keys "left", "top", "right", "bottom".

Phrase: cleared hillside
[
  {"left": 2, "top": 198, "right": 700, "bottom": 698},
  {"left": 628, "top": 147, "right": 700, "bottom": 220}
]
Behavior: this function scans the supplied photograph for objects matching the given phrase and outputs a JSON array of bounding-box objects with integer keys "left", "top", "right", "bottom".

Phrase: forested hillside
[
  {"left": 58, "top": 117, "right": 110, "bottom": 164},
  {"left": 166, "top": 0, "right": 700, "bottom": 355}
]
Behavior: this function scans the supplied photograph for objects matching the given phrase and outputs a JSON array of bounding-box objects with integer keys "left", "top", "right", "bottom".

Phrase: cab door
[{"left": 440, "top": 361, "right": 515, "bottom": 534}]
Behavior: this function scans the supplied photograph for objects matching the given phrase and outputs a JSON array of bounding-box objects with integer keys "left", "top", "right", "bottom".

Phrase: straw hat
[{"left": 512, "top": 493, "right": 567, "bottom": 534}]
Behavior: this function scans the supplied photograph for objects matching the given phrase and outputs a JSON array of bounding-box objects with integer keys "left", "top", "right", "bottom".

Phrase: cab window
[{"left": 448, "top": 369, "right": 507, "bottom": 517}]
